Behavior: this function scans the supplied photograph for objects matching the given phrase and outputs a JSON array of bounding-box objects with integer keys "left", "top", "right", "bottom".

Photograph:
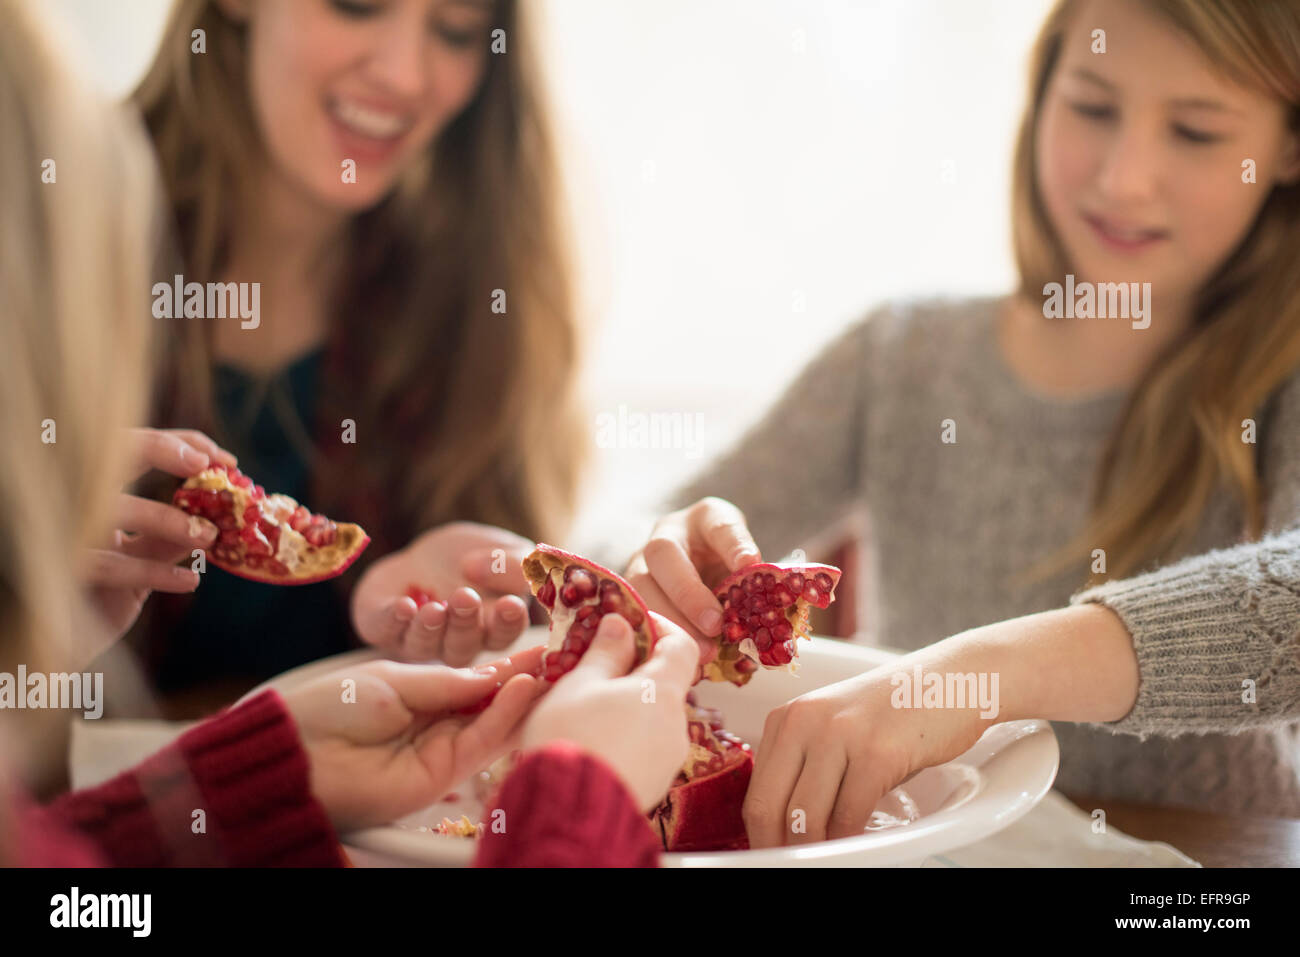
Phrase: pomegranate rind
[
  {"left": 653, "top": 750, "right": 753, "bottom": 852},
  {"left": 522, "top": 544, "right": 658, "bottom": 680},
  {"left": 173, "top": 467, "right": 369, "bottom": 585},
  {"left": 704, "top": 561, "right": 842, "bottom": 686}
]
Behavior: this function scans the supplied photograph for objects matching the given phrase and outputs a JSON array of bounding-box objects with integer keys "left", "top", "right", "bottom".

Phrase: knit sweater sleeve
[
  {"left": 1070, "top": 370, "right": 1300, "bottom": 738},
  {"left": 38, "top": 690, "right": 345, "bottom": 867},
  {"left": 658, "top": 308, "right": 881, "bottom": 563},
  {"left": 473, "top": 742, "right": 661, "bottom": 867}
]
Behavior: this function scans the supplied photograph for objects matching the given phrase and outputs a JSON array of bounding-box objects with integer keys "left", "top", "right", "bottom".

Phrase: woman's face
[
  {"left": 228, "top": 0, "right": 494, "bottom": 211},
  {"left": 1036, "top": 0, "right": 1300, "bottom": 305}
]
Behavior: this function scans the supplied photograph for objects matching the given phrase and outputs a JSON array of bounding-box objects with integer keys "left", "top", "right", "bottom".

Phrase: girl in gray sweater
[{"left": 623, "top": 0, "right": 1300, "bottom": 843}]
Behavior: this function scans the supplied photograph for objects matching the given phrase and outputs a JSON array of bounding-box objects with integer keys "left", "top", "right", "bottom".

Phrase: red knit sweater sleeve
[
  {"left": 20, "top": 690, "right": 345, "bottom": 867},
  {"left": 473, "top": 742, "right": 662, "bottom": 868}
]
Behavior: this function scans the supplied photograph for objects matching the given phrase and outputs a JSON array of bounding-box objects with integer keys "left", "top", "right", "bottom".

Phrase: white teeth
[{"left": 330, "top": 98, "right": 409, "bottom": 140}]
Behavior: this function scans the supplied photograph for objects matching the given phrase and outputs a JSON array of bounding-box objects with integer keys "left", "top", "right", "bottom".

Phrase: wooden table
[{"left": 1063, "top": 792, "right": 1300, "bottom": 867}]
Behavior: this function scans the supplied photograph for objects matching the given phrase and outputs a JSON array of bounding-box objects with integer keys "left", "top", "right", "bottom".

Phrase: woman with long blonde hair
[
  {"left": 628, "top": 0, "right": 1300, "bottom": 840},
  {"left": 1, "top": 0, "right": 700, "bottom": 868},
  {"left": 125, "top": 0, "right": 585, "bottom": 700}
]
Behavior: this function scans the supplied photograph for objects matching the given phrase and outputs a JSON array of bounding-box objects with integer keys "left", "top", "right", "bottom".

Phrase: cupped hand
[
  {"left": 81, "top": 428, "right": 238, "bottom": 653},
  {"left": 622, "top": 497, "right": 761, "bottom": 670},
  {"left": 521, "top": 612, "right": 700, "bottom": 812},
  {"left": 743, "top": 659, "right": 989, "bottom": 848},
  {"left": 285, "top": 645, "right": 546, "bottom": 833},
  {"left": 351, "top": 522, "right": 536, "bottom": 665}
]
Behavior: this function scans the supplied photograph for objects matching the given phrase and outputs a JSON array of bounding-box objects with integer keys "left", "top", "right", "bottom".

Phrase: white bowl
[{"left": 255, "top": 629, "right": 1058, "bottom": 867}]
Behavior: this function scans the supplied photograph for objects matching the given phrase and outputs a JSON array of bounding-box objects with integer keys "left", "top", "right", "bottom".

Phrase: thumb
[
  {"left": 461, "top": 547, "right": 530, "bottom": 596},
  {"left": 567, "top": 614, "right": 638, "bottom": 681}
]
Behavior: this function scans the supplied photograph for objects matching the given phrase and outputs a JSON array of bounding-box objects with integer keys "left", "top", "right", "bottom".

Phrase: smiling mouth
[
  {"left": 1083, "top": 212, "right": 1170, "bottom": 251},
  {"left": 327, "top": 96, "right": 413, "bottom": 142}
]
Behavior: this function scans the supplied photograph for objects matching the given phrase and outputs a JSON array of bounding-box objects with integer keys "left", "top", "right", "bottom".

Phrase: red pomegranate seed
[
  {"left": 406, "top": 585, "right": 436, "bottom": 607},
  {"left": 559, "top": 566, "right": 597, "bottom": 607},
  {"left": 536, "top": 577, "right": 556, "bottom": 608}
]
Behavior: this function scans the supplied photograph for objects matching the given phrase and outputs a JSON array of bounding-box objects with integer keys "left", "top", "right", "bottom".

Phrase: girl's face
[
  {"left": 1037, "top": 0, "right": 1300, "bottom": 304},
  {"left": 225, "top": 0, "right": 494, "bottom": 211}
]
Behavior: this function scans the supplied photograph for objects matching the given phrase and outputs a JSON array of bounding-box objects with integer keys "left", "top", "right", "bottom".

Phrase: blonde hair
[
  {"left": 134, "top": 0, "right": 585, "bottom": 553},
  {"left": 1013, "top": 0, "right": 1300, "bottom": 582},
  {"left": 0, "top": 0, "right": 157, "bottom": 823}
]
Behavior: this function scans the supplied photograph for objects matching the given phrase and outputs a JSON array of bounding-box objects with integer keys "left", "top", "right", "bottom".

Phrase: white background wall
[{"left": 38, "top": 0, "right": 1053, "bottom": 542}]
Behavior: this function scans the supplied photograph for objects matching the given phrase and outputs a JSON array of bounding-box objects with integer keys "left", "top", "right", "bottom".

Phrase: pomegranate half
[
  {"left": 173, "top": 464, "right": 369, "bottom": 585},
  {"left": 522, "top": 544, "right": 658, "bottom": 682},
  {"left": 704, "top": 561, "right": 841, "bottom": 686},
  {"left": 651, "top": 697, "right": 753, "bottom": 852}
]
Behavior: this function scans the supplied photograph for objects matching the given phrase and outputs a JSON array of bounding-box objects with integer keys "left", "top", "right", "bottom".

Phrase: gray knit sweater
[{"left": 665, "top": 296, "right": 1300, "bottom": 817}]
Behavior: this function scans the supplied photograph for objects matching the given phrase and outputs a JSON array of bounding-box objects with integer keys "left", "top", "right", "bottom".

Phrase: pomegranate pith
[
  {"left": 704, "top": 561, "right": 841, "bottom": 686},
  {"left": 173, "top": 464, "right": 369, "bottom": 585}
]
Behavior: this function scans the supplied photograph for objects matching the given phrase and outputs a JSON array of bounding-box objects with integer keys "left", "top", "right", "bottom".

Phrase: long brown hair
[
  {"left": 134, "top": 0, "right": 585, "bottom": 555},
  {"left": 1013, "top": 0, "right": 1300, "bottom": 582}
]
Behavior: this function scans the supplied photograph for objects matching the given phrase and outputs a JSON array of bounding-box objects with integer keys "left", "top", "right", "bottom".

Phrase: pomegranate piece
[
  {"left": 521, "top": 545, "right": 657, "bottom": 682},
  {"left": 650, "top": 697, "right": 753, "bottom": 852},
  {"left": 704, "top": 561, "right": 841, "bottom": 686},
  {"left": 406, "top": 584, "right": 437, "bottom": 607},
  {"left": 173, "top": 464, "right": 369, "bottom": 585}
]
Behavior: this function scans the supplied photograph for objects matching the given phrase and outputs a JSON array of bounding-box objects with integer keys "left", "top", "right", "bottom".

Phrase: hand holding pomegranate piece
[
  {"left": 520, "top": 612, "right": 700, "bottom": 813},
  {"left": 283, "top": 646, "right": 546, "bottom": 834},
  {"left": 173, "top": 464, "right": 369, "bottom": 585},
  {"left": 352, "top": 522, "right": 534, "bottom": 665},
  {"left": 623, "top": 497, "right": 840, "bottom": 685},
  {"left": 622, "top": 497, "right": 763, "bottom": 669},
  {"left": 80, "top": 428, "right": 240, "bottom": 654}
]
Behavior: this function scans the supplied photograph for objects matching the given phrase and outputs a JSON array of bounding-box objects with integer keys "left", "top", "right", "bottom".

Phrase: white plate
[{"left": 253, "top": 629, "right": 1058, "bottom": 867}]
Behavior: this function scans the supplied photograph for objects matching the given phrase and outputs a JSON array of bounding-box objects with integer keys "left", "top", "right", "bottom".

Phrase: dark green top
[{"left": 151, "top": 348, "right": 355, "bottom": 692}]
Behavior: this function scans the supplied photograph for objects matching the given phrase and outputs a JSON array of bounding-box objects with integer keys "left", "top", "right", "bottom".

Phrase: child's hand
[
  {"left": 743, "top": 659, "right": 989, "bottom": 848},
  {"left": 351, "top": 522, "right": 534, "bottom": 665},
  {"left": 521, "top": 613, "right": 700, "bottom": 812},
  {"left": 622, "top": 497, "right": 762, "bottom": 669},
  {"left": 80, "top": 429, "right": 238, "bottom": 653},
  {"left": 284, "top": 646, "right": 546, "bottom": 833}
]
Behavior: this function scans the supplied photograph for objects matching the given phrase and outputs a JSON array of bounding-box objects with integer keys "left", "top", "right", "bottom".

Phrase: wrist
[{"left": 947, "top": 604, "right": 1139, "bottom": 726}]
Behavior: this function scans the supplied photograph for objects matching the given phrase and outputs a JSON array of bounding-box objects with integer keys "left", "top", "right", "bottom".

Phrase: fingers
[
  {"left": 743, "top": 710, "right": 807, "bottom": 848},
  {"left": 370, "top": 659, "right": 510, "bottom": 714},
  {"left": 127, "top": 428, "right": 225, "bottom": 481},
  {"left": 689, "top": 498, "right": 762, "bottom": 571},
  {"left": 623, "top": 567, "right": 718, "bottom": 674},
  {"left": 445, "top": 672, "right": 544, "bottom": 771},
  {"left": 400, "top": 600, "right": 450, "bottom": 661},
  {"left": 440, "top": 588, "right": 485, "bottom": 667},
  {"left": 643, "top": 535, "right": 726, "bottom": 636},
  {"left": 166, "top": 429, "right": 238, "bottom": 468},
  {"left": 785, "top": 747, "right": 848, "bottom": 845},
  {"left": 826, "top": 759, "right": 887, "bottom": 841},
  {"left": 484, "top": 595, "right": 528, "bottom": 650},
  {"left": 83, "top": 549, "right": 200, "bottom": 593},
  {"left": 116, "top": 494, "right": 217, "bottom": 550},
  {"left": 637, "top": 613, "right": 702, "bottom": 696},
  {"left": 460, "top": 546, "right": 531, "bottom": 597},
  {"left": 568, "top": 614, "right": 638, "bottom": 681},
  {"left": 356, "top": 594, "right": 422, "bottom": 653}
]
